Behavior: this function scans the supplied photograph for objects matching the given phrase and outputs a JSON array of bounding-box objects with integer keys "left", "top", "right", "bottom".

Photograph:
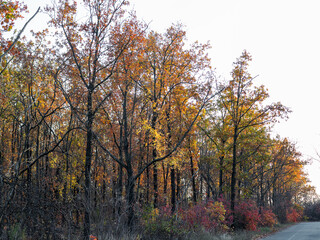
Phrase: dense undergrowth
[
  {"left": 137, "top": 198, "right": 302, "bottom": 240},
  {"left": 1, "top": 197, "right": 305, "bottom": 239},
  {"left": 85, "top": 198, "right": 302, "bottom": 240}
]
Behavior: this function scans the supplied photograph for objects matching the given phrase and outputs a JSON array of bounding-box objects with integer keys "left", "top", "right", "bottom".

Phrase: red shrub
[
  {"left": 179, "top": 201, "right": 228, "bottom": 231},
  {"left": 287, "top": 209, "right": 300, "bottom": 222},
  {"left": 287, "top": 204, "right": 303, "bottom": 223},
  {"left": 234, "top": 200, "right": 260, "bottom": 231},
  {"left": 260, "top": 208, "right": 277, "bottom": 227},
  {"left": 159, "top": 205, "right": 172, "bottom": 218}
]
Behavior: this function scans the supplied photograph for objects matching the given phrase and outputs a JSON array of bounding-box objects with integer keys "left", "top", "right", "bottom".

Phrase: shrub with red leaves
[
  {"left": 233, "top": 200, "right": 260, "bottom": 231},
  {"left": 287, "top": 204, "right": 303, "bottom": 223},
  {"left": 286, "top": 209, "right": 300, "bottom": 222},
  {"left": 260, "top": 208, "right": 277, "bottom": 227},
  {"left": 287, "top": 209, "right": 299, "bottom": 222},
  {"left": 179, "top": 200, "right": 228, "bottom": 231}
]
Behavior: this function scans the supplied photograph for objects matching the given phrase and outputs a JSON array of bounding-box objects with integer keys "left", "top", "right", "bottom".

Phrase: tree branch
[{"left": 0, "top": 7, "right": 40, "bottom": 61}]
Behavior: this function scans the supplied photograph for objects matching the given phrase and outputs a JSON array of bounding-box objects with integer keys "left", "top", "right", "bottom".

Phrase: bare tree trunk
[
  {"left": 84, "top": 88, "right": 94, "bottom": 240},
  {"left": 200, "top": 175, "right": 203, "bottom": 200},
  {"left": 218, "top": 156, "right": 224, "bottom": 197},
  {"left": 171, "top": 167, "right": 175, "bottom": 213},
  {"left": 126, "top": 169, "right": 135, "bottom": 229},
  {"left": 259, "top": 165, "right": 265, "bottom": 208},
  {"left": 162, "top": 163, "right": 169, "bottom": 203},
  {"left": 117, "top": 165, "right": 123, "bottom": 217},
  {"left": 190, "top": 154, "right": 197, "bottom": 203},
  {"left": 153, "top": 164, "right": 158, "bottom": 208},
  {"left": 146, "top": 164, "right": 150, "bottom": 203},
  {"left": 230, "top": 129, "right": 238, "bottom": 214},
  {"left": 177, "top": 170, "right": 180, "bottom": 202},
  {"left": 152, "top": 110, "right": 158, "bottom": 208}
]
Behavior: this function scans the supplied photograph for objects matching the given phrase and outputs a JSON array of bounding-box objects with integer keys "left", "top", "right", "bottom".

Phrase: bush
[
  {"left": 287, "top": 204, "right": 303, "bottom": 223},
  {"left": 141, "top": 199, "right": 281, "bottom": 238},
  {"left": 180, "top": 200, "right": 228, "bottom": 232},
  {"left": 233, "top": 200, "right": 260, "bottom": 231},
  {"left": 287, "top": 209, "right": 299, "bottom": 222},
  {"left": 260, "top": 208, "right": 277, "bottom": 227},
  {"left": 217, "top": 196, "right": 234, "bottom": 227},
  {"left": 218, "top": 197, "right": 278, "bottom": 230},
  {"left": 141, "top": 205, "right": 186, "bottom": 239},
  {"left": 142, "top": 200, "right": 229, "bottom": 238}
]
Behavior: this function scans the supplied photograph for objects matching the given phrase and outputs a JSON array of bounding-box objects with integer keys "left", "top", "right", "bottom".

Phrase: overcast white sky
[{"left": 24, "top": 0, "right": 320, "bottom": 193}]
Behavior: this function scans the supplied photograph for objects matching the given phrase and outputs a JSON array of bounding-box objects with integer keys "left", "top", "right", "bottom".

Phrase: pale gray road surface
[{"left": 262, "top": 222, "right": 320, "bottom": 240}]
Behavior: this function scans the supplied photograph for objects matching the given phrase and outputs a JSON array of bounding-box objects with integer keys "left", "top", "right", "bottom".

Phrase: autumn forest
[{"left": 0, "top": 1, "right": 318, "bottom": 239}]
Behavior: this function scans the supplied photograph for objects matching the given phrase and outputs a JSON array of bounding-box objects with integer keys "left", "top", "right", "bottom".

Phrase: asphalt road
[{"left": 262, "top": 222, "right": 320, "bottom": 240}]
